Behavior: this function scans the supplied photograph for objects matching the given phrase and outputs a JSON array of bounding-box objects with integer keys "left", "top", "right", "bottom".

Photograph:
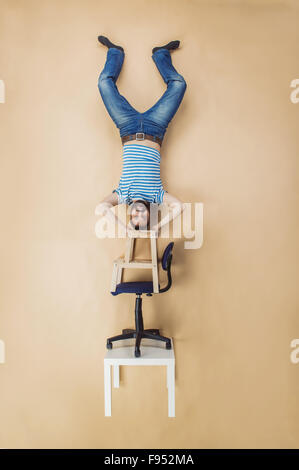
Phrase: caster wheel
[
  {"left": 166, "top": 341, "right": 171, "bottom": 350},
  {"left": 106, "top": 342, "right": 112, "bottom": 350},
  {"left": 135, "top": 348, "right": 141, "bottom": 358}
]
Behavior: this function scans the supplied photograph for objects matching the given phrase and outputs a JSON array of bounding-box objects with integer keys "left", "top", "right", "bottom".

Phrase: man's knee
[
  {"left": 175, "top": 75, "right": 187, "bottom": 91},
  {"left": 98, "top": 73, "right": 110, "bottom": 90},
  {"left": 168, "top": 75, "right": 187, "bottom": 94},
  {"left": 98, "top": 79, "right": 110, "bottom": 96}
]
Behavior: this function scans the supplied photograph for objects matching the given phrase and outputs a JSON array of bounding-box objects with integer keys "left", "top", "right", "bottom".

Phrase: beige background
[{"left": 0, "top": 0, "right": 299, "bottom": 449}]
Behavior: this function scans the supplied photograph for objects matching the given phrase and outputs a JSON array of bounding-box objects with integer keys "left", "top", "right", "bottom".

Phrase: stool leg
[
  {"left": 110, "top": 262, "right": 118, "bottom": 292},
  {"left": 104, "top": 363, "right": 111, "bottom": 416},
  {"left": 125, "top": 237, "right": 135, "bottom": 263},
  {"left": 151, "top": 237, "right": 159, "bottom": 293},
  {"left": 113, "top": 365, "right": 120, "bottom": 388},
  {"left": 116, "top": 265, "right": 123, "bottom": 284},
  {"left": 167, "top": 362, "right": 175, "bottom": 418}
]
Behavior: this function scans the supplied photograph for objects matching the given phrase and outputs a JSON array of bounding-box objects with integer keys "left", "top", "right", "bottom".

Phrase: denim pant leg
[
  {"left": 144, "top": 49, "right": 187, "bottom": 132},
  {"left": 98, "top": 48, "right": 138, "bottom": 130}
]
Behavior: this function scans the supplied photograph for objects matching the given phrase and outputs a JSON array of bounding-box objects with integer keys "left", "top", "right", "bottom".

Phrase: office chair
[{"left": 107, "top": 242, "right": 174, "bottom": 357}]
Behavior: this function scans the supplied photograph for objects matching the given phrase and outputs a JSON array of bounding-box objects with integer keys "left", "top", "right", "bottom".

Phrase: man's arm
[{"left": 153, "top": 192, "right": 186, "bottom": 231}]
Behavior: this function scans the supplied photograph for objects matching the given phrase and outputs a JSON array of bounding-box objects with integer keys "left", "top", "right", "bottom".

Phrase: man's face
[{"left": 130, "top": 201, "right": 149, "bottom": 229}]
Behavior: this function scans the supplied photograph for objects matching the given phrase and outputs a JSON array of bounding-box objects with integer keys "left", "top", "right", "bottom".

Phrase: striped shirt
[{"left": 112, "top": 144, "right": 167, "bottom": 204}]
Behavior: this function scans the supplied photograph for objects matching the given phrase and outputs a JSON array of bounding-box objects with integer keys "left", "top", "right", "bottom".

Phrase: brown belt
[{"left": 121, "top": 132, "right": 162, "bottom": 147}]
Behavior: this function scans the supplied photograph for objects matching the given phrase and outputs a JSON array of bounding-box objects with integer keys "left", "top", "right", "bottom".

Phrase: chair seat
[{"left": 111, "top": 281, "right": 160, "bottom": 296}]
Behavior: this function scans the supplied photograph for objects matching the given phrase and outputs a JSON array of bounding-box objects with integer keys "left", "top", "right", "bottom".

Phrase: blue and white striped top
[{"left": 112, "top": 144, "right": 167, "bottom": 204}]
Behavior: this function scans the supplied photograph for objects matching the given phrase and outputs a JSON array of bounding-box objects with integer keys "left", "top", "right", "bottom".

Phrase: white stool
[{"left": 104, "top": 338, "right": 175, "bottom": 417}]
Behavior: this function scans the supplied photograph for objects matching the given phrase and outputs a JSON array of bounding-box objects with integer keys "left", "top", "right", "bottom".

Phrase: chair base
[
  {"left": 107, "top": 294, "right": 171, "bottom": 357},
  {"left": 107, "top": 328, "right": 172, "bottom": 358}
]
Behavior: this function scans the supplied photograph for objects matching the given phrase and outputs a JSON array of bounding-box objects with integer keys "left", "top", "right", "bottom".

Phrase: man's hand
[{"left": 95, "top": 202, "right": 111, "bottom": 216}]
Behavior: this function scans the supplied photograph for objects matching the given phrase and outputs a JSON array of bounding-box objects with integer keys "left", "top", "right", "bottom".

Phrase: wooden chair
[{"left": 110, "top": 229, "right": 159, "bottom": 294}]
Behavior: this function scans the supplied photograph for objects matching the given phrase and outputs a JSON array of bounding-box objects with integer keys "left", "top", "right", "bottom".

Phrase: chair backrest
[
  {"left": 161, "top": 242, "right": 174, "bottom": 270},
  {"left": 159, "top": 242, "right": 174, "bottom": 293}
]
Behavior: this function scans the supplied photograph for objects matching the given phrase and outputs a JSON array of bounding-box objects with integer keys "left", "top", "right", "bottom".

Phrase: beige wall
[{"left": 0, "top": 0, "right": 299, "bottom": 449}]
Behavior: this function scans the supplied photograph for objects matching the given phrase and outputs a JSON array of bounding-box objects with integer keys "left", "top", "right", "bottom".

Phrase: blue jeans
[{"left": 98, "top": 48, "right": 187, "bottom": 144}]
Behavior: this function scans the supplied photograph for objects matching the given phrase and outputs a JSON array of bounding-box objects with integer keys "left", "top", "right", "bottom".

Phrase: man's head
[{"left": 128, "top": 199, "right": 151, "bottom": 230}]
